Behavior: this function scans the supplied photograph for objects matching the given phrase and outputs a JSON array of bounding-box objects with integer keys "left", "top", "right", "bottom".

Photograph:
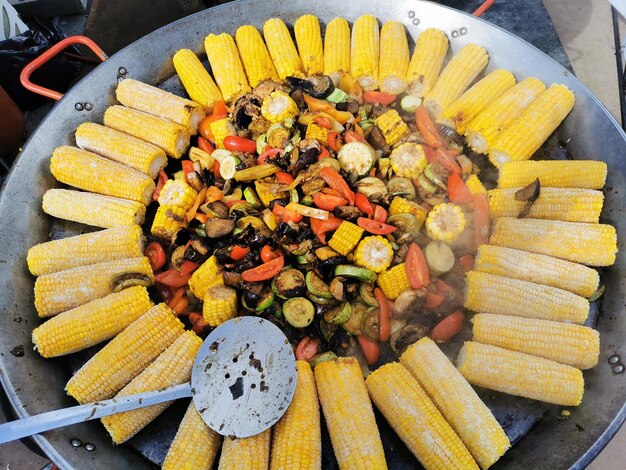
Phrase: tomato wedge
[
  {"left": 363, "top": 90, "right": 397, "bottom": 105},
  {"left": 374, "top": 288, "right": 391, "bottom": 342},
  {"left": 313, "top": 116, "right": 333, "bottom": 129},
  {"left": 295, "top": 336, "right": 322, "bottom": 361},
  {"left": 447, "top": 172, "right": 474, "bottom": 204},
  {"left": 373, "top": 204, "right": 388, "bottom": 223},
  {"left": 179, "top": 260, "right": 199, "bottom": 276},
  {"left": 357, "top": 217, "right": 397, "bottom": 235},
  {"left": 435, "top": 149, "right": 462, "bottom": 175},
  {"left": 355, "top": 193, "right": 374, "bottom": 216},
  {"left": 197, "top": 136, "right": 215, "bottom": 155},
  {"left": 458, "top": 254, "right": 475, "bottom": 272},
  {"left": 275, "top": 171, "right": 294, "bottom": 185},
  {"left": 272, "top": 204, "right": 303, "bottom": 223},
  {"left": 474, "top": 193, "right": 490, "bottom": 249},
  {"left": 167, "top": 287, "right": 189, "bottom": 314},
  {"left": 313, "top": 192, "right": 348, "bottom": 211},
  {"left": 425, "top": 291, "right": 444, "bottom": 309},
  {"left": 319, "top": 167, "right": 355, "bottom": 205},
  {"left": 153, "top": 170, "right": 168, "bottom": 202},
  {"left": 415, "top": 106, "right": 443, "bottom": 148},
  {"left": 357, "top": 335, "right": 381, "bottom": 365},
  {"left": 230, "top": 245, "right": 250, "bottom": 261},
  {"left": 155, "top": 269, "right": 192, "bottom": 288},
  {"left": 241, "top": 256, "right": 284, "bottom": 282},
  {"left": 310, "top": 215, "right": 343, "bottom": 244},
  {"left": 405, "top": 242, "right": 430, "bottom": 289},
  {"left": 145, "top": 241, "right": 166, "bottom": 271},
  {"left": 261, "top": 245, "right": 282, "bottom": 263},
  {"left": 431, "top": 311, "right": 465, "bottom": 342},
  {"left": 318, "top": 146, "right": 331, "bottom": 160},
  {"left": 224, "top": 135, "right": 257, "bottom": 154},
  {"left": 257, "top": 147, "right": 283, "bottom": 164}
]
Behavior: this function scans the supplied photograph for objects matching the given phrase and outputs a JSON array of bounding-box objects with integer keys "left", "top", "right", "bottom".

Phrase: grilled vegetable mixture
[{"left": 26, "top": 13, "right": 618, "bottom": 470}]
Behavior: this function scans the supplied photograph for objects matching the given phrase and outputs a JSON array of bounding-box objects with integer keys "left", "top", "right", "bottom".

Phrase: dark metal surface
[{"left": 0, "top": 1, "right": 624, "bottom": 469}]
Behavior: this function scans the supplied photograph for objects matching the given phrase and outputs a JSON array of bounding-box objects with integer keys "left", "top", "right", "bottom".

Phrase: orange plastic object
[{"left": 473, "top": 0, "right": 495, "bottom": 17}]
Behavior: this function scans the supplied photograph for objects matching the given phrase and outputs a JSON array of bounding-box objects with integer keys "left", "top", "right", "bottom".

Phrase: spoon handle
[{"left": 0, "top": 382, "right": 192, "bottom": 444}]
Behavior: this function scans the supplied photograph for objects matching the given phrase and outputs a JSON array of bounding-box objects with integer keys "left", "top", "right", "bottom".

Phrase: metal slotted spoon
[{"left": 0, "top": 317, "right": 297, "bottom": 444}]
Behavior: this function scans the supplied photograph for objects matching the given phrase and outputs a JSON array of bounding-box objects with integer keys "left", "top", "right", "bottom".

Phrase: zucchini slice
[
  {"left": 243, "top": 187, "right": 263, "bottom": 209},
  {"left": 359, "top": 283, "right": 379, "bottom": 307},
  {"left": 334, "top": 265, "right": 377, "bottom": 283},
  {"left": 342, "top": 302, "right": 368, "bottom": 335},
  {"left": 241, "top": 287, "right": 275, "bottom": 312},
  {"left": 323, "top": 301, "right": 351, "bottom": 325},
  {"left": 307, "top": 292, "right": 338, "bottom": 306},
  {"left": 309, "top": 351, "right": 338, "bottom": 368},
  {"left": 306, "top": 271, "right": 333, "bottom": 299},
  {"left": 283, "top": 297, "right": 315, "bottom": 328},
  {"left": 338, "top": 142, "right": 376, "bottom": 176},
  {"left": 272, "top": 269, "right": 306, "bottom": 298},
  {"left": 219, "top": 155, "right": 241, "bottom": 180},
  {"left": 360, "top": 307, "right": 380, "bottom": 342},
  {"left": 424, "top": 241, "right": 455, "bottom": 275}
]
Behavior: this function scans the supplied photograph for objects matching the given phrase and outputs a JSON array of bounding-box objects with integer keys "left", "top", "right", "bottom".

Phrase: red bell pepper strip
[
  {"left": 318, "top": 146, "right": 331, "bottom": 160},
  {"left": 295, "top": 336, "right": 322, "bottom": 361},
  {"left": 415, "top": 106, "right": 443, "bottom": 148},
  {"left": 272, "top": 204, "right": 303, "bottom": 223},
  {"left": 328, "top": 131, "right": 342, "bottom": 152},
  {"left": 363, "top": 90, "right": 397, "bottom": 105},
  {"left": 155, "top": 269, "right": 192, "bottom": 288},
  {"left": 405, "top": 243, "right": 430, "bottom": 289},
  {"left": 313, "top": 192, "right": 348, "bottom": 211},
  {"left": 145, "top": 241, "right": 166, "bottom": 271},
  {"left": 275, "top": 171, "right": 295, "bottom": 185},
  {"left": 430, "top": 311, "right": 465, "bottom": 342},
  {"left": 310, "top": 215, "right": 343, "bottom": 244},
  {"left": 153, "top": 170, "right": 168, "bottom": 202},
  {"left": 181, "top": 160, "right": 195, "bottom": 185},
  {"left": 197, "top": 136, "right": 215, "bottom": 155},
  {"left": 357, "top": 217, "right": 397, "bottom": 235},
  {"left": 241, "top": 256, "right": 284, "bottom": 282},
  {"left": 319, "top": 167, "right": 355, "bottom": 205},
  {"left": 355, "top": 192, "right": 374, "bottom": 215},
  {"left": 230, "top": 245, "right": 250, "bottom": 261},
  {"left": 374, "top": 288, "right": 391, "bottom": 342},
  {"left": 357, "top": 336, "right": 380, "bottom": 365},
  {"left": 447, "top": 172, "right": 474, "bottom": 204},
  {"left": 257, "top": 147, "right": 283, "bottom": 164},
  {"left": 373, "top": 204, "right": 388, "bottom": 223}
]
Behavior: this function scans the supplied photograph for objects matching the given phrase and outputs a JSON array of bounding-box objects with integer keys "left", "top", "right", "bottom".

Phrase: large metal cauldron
[{"left": 0, "top": 1, "right": 624, "bottom": 468}]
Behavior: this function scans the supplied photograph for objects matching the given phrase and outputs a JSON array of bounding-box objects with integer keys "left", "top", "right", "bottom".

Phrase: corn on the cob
[
  {"left": 173, "top": 48, "right": 223, "bottom": 113},
  {"left": 270, "top": 360, "right": 321, "bottom": 470},
  {"left": 34, "top": 257, "right": 153, "bottom": 318},
  {"left": 42, "top": 189, "right": 145, "bottom": 229},
  {"left": 27, "top": 226, "right": 145, "bottom": 276},
  {"left": 389, "top": 142, "right": 427, "bottom": 178},
  {"left": 472, "top": 313, "right": 600, "bottom": 370},
  {"left": 464, "top": 77, "right": 546, "bottom": 154},
  {"left": 489, "top": 84, "right": 575, "bottom": 167},
  {"left": 475, "top": 245, "right": 600, "bottom": 298},
  {"left": 204, "top": 33, "right": 250, "bottom": 103},
  {"left": 203, "top": 285, "right": 237, "bottom": 327},
  {"left": 328, "top": 221, "right": 364, "bottom": 256},
  {"left": 400, "top": 338, "right": 509, "bottom": 469},
  {"left": 219, "top": 429, "right": 271, "bottom": 470},
  {"left": 294, "top": 15, "right": 324, "bottom": 76},
  {"left": 75, "top": 122, "right": 167, "bottom": 179},
  {"left": 50, "top": 146, "right": 155, "bottom": 205},
  {"left": 255, "top": 180, "right": 287, "bottom": 207},
  {"left": 263, "top": 18, "right": 304, "bottom": 80},
  {"left": 151, "top": 205, "right": 188, "bottom": 240},
  {"left": 498, "top": 160, "right": 608, "bottom": 190},
  {"left": 424, "top": 44, "right": 489, "bottom": 116},
  {"left": 323, "top": 17, "right": 351, "bottom": 84},
  {"left": 465, "top": 174, "right": 487, "bottom": 195},
  {"left": 104, "top": 105, "right": 190, "bottom": 158},
  {"left": 375, "top": 109, "right": 410, "bottom": 145},
  {"left": 426, "top": 203, "right": 466, "bottom": 243},
  {"left": 157, "top": 179, "right": 198, "bottom": 211},
  {"left": 305, "top": 122, "right": 330, "bottom": 144},
  {"left": 376, "top": 262, "right": 410, "bottom": 300},
  {"left": 378, "top": 21, "right": 409, "bottom": 94},
  {"left": 388, "top": 197, "right": 427, "bottom": 223},
  {"left": 315, "top": 357, "right": 387, "bottom": 470},
  {"left": 488, "top": 187, "right": 604, "bottom": 223},
  {"left": 66, "top": 303, "right": 184, "bottom": 403},
  {"left": 464, "top": 271, "right": 589, "bottom": 324},
  {"left": 101, "top": 331, "right": 202, "bottom": 444},
  {"left": 32, "top": 286, "right": 152, "bottom": 357},
  {"left": 406, "top": 28, "right": 449, "bottom": 97},
  {"left": 261, "top": 91, "right": 299, "bottom": 124},
  {"left": 115, "top": 78, "right": 206, "bottom": 134},
  {"left": 366, "top": 362, "right": 479, "bottom": 470},
  {"left": 163, "top": 402, "right": 221, "bottom": 470},
  {"left": 189, "top": 255, "right": 223, "bottom": 300},
  {"left": 354, "top": 236, "right": 393, "bottom": 273},
  {"left": 490, "top": 217, "right": 617, "bottom": 266},
  {"left": 235, "top": 25, "right": 280, "bottom": 87},
  {"left": 438, "top": 69, "right": 516, "bottom": 134},
  {"left": 457, "top": 341, "right": 584, "bottom": 406},
  {"left": 351, "top": 15, "right": 380, "bottom": 90}
]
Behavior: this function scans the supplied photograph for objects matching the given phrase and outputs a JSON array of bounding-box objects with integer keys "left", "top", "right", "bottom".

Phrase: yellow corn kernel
[
  {"left": 305, "top": 122, "right": 330, "bottom": 144},
  {"left": 66, "top": 303, "right": 184, "bottom": 403},
  {"left": 377, "top": 263, "right": 410, "bottom": 300},
  {"left": 498, "top": 160, "right": 607, "bottom": 190},
  {"left": 489, "top": 84, "right": 575, "bottom": 167},
  {"left": 219, "top": 429, "right": 271, "bottom": 470},
  {"left": 158, "top": 179, "right": 198, "bottom": 211},
  {"left": 50, "top": 145, "right": 155, "bottom": 205},
  {"left": 490, "top": 217, "right": 617, "bottom": 267},
  {"left": 457, "top": 341, "right": 585, "bottom": 406},
  {"left": 375, "top": 109, "right": 410, "bottom": 146},
  {"left": 34, "top": 256, "right": 153, "bottom": 318},
  {"left": 294, "top": 14, "right": 324, "bottom": 76},
  {"left": 75, "top": 122, "right": 167, "bottom": 179},
  {"left": 406, "top": 28, "right": 449, "bottom": 97},
  {"left": 323, "top": 17, "right": 351, "bottom": 84},
  {"left": 351, "top": 15, "right": 380, "bottom": 90},
  {"left": 328, "top": 221, "right": 364, "bottom": 256},
  {"left": 263, "top": 18, "right": 305, "bottom": 80},
  {"left": 464, "top": 77, "right": 546, "bottom": 154},
  {"left": 389, "top": 142, "right": 427, "bottom": 178},
  {"left": 42, "top": 189, "right": 145, "bottom": 229},
  {"left": 235, "top": 25, "right": 280, "bottom": 87},
  {"left": 366, "top": 362, "right": 480, "bottom": 470},
  {"left": 189, "top": 255, "right": 223, "bottom": 300},
  {"left": 402, "top": 338, "right": 510, "bottom": 469},
  {"left": 464, "top": 270, "right": 590, "bottom": 324},
  {"left": 378, "top": 21, "right": 409, "bottom": 94},
  {"left": 151, "top": 205, "right": 188, "bottom": 240},
  {"left": 354, "top": 236, "right": 393, "bottom": 273},
  {"left": 104, "top": 105, "right": 190, "bottom": 158},
  {"left": 425, "top": 203, "right": 466, "bottom": 243},
  {"left": 32, "top": 286, "right": 152, "bottom": 357},
  {"left": 210, "top": 118, "right": 237, "bottom": 149},
  {"left": 261, "top": 90, "right": 299, "bottom": 124},
  {"left": 203, "top": 285, "right": 237, "bottom": 327},
  {"left": 173, "top": 48, "right": 223, "bottom": 113},
  {"left": 464, "top": 174, "right": 487, "bottom": 195},
  {"left": 388, "top": 197, "right": 427, "bottom": 225},
  {"left": 315, "top": 357, "right": 387, "bottom": 469},
  {"left": 475, "top": 244, "right": 600, "bottom": 298},
  {"left": 115, "top": 78, "right": 205, "bottom": 134},
  {"left": 204, "top": 33, "right": 251, "bottom": 103},
  {"left": 27, "top": 226, "right": 145, "bottom": 276}
]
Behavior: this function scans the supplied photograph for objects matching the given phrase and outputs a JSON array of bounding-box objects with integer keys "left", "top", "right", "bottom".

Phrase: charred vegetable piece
[
  {"left": 284, "top": 297, "right": 315, "bottom": 328},
  {"left": 309, "top": 351, "right": 338, "bottom": 368},
  {"left": 359, "top": 283, "right": 379, "bottom": 307},
  {"left": 234, "top": 164, "right": 280, "bottom": 181},
  {"left": 390, "top": 324, "right": 430, "bottom": 355},
  {"left": 360, "top": 307, "right": 380, "bottom": 342},
  {"left": 329, "top": 276, "right": 348, "bottom": 301},
  {"left": 306, "top": 271, "right": 333, "bottom": 298},
  {"left": 424, "top": 241, "right": 455, "bottom": 275},
  {"left": 387, "top": 177, "right": 417, "bottom": 200},
  {"left": 307, "top": 292, "right": 339, "bottom": 306},
  {"left": 342, "top": 302, "right": 368, "bottom": 335},
  {"left": 204, "top": 218, "right": 235, "bottom": 238},
  {"left": 514, "top": 178, "right": 541, "bottom": 218},
  {"left": 324, "top": 301, "right": 352, "bottom": 325},
  {"left": 334, "top": 265, "right": 377, "bottom": 283},
  {"left": 243, "top": 187, "right": 263, "bottom": 209},
  {"left": 355, "top": 177, "right": 388, "bottom": 202},
  {"left": 272, "top": 269, "right": 306, "bottom": 298}
]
